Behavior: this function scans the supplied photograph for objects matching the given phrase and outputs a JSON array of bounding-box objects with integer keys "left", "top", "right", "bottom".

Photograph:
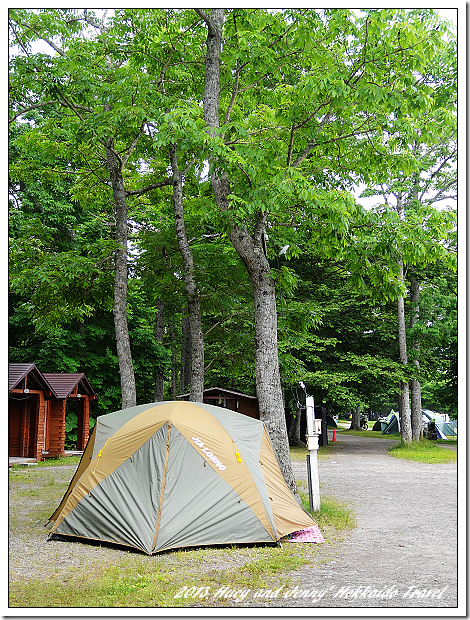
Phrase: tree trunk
[
  {"left": 180, "top": 315, "right": 191, "bottom": 394},
  {"left": 350, "top": 404, "right": 361, "bottom": 431},
  {"left": 410, "top": 276, "right": 423, "bottom": 441},
  {"left": 198, "top": 8, "right": 299, "bottom": 499},
  {"left": 105, "top": 139, "right": 136, "bottom": 409},
  {"left": 153, "top": 299, "right": 165, "bottom": 402},
  {"left": 169, "top": 321, "right": 178, "bottom": 398},
  {"left": 397, "top": 254, "right": 412, "bottom": 443},
  {"left": 396, "top": 193, "right": 412, "bottom": 443},
  {"left": 229, "top": 219, "right": 295, "bottom": 493},
  {"left": 169, "top": 145, "right": 204, "bottom": 402}
]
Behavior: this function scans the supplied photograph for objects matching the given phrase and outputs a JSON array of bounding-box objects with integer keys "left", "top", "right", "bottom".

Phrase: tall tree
[
  {"left": 195, "top": 7, "right": 447, "bottom": 486},
  {"left": 9, "top": 9, "right": 180, "bottom": 407},
  {"left": 9, "top": 118, "right": 171, "bottom": 414},
  {"left": 196, "top": 8, "right": 298, "bottom": 495},
  {"left": 169, "top": 145, "right": 204, "bottom": 401},
  {"left": 359, "top": 28, "right": 457, "bottom": 440}
]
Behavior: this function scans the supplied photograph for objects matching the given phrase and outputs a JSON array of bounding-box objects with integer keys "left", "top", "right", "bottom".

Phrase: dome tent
[
  {"left": 48, "top": 401, "right": 317, "bottom": 554},
  {"left": 381, "top": 410, "right": 457, "bottom": 439}
]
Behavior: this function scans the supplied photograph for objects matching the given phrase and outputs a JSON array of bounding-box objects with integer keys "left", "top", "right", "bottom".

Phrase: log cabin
[
  {"left": 9, "top": 363, "right": 97, "bottom": 460},
  {"left": 177, "top": 386, "right": 260, "bottom": 419}
]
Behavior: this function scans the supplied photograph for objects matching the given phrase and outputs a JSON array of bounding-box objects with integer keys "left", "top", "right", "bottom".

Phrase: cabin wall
[
  {"left": 48, "top": 400, "right": 66, "bottom": 458},
  {"left": 8, "top": 399, "right": 23, "bottom": 457},
  {"left": 237, "top": 398, "right": 260, "bottom": 420},
  {"left": 30, "top": 393, "right": 46, "bottom": 460}
]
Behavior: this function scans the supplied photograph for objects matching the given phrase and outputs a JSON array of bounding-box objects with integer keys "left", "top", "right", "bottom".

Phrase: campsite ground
[
  {"left": 268, "top": 433, "right": 459, "bottom": 610},
  {"left": 8, "top": 432, "right": 459, "bottom": 611}
]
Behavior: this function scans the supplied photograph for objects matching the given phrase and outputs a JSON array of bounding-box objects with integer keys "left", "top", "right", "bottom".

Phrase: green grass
[
  {"left": 289, "top": 443, "right": 334, "bottom": 461},
  {"left": 337, "top": 428, "right": 401, "bottom": 440},
  {"left": 9, "top": 538, "right": 342, "bottom": 608},
  {"left": 389, "top": 439, "right": 457, "bottom": 464},
  {"left": 10, "top": 456, "right": 82, "bottom": 470},
  {"left": 9, "top": 545, "right": 311, "bottom": 607},
  {"left": 303, "top": 493, "right": 356, "bottom": 531},
  {"left": 9, "top": 453, "right": 356, "bottom": 608}
]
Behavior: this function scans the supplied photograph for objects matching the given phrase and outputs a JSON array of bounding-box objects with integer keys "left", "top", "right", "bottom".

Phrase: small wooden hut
[
  {"left": 9, "top": 363, "right": 57, "bottom": 461},
  {"left": 42, "top": 372, "right": 97, "bottom": 457},
  {"left": 9, "top": 363, "right": 97, "bottom": 460},
  {"left": 177, "top": 387, "right": 260, "bottom": 419}
]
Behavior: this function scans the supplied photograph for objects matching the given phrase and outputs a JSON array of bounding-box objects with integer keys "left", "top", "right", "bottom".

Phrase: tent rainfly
[{"left": 48, "top": 401, "right": 317, "bottom": 554}]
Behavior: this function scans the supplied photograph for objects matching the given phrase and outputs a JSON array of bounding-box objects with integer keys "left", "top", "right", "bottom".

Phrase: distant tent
[
  {"left": 382, "top": 410, "right": 457, "bottom": 439},
  {"left": 422, "top": 409, "right": 451, "bottom": 424},
  {"left": 438, "top": 422, "right": 457, "bottom": 438},
  {"left": 382, "top": 413, "right": 399, "bottom": 435},
  {"left": 422, "top": 410, "right": 457, "bottom": 439},
  {"left": 48, "top": 401, "right": 317, "bottom": 554},
  {"left": 326, "top": 415, "right": 337, "bottom": 428}
]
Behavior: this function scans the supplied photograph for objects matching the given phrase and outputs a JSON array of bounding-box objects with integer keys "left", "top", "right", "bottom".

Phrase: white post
[{"left": 305, "top": 395, "right": 321, "bottom": 511}]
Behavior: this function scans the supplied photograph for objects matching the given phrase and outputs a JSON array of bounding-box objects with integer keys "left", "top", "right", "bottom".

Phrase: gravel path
[{"left": 275, "top": 433, "right": 459, "bottom": 609}]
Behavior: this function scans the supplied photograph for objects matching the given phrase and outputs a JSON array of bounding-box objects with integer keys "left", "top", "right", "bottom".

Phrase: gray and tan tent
[{"left": 48, "top": 401, "right": 317, "bottom": 554}]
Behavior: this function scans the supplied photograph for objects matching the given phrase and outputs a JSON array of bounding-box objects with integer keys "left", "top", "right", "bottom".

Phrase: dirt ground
[
  {"left": 8, "top": 433, "right": 460, "bottom": 612},
  {"left": 274, "top": 433, "right": 459, "bottom": 610}
]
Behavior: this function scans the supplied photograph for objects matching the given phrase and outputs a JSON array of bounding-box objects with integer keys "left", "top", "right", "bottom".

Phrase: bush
[{"left": 64, "top": 412, "right": 96, "bottom": 449}]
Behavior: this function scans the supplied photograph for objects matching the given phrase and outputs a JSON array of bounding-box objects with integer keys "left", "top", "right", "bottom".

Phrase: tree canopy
[{"left": 9, "top": 8, "right": 457, "bottom": 440}]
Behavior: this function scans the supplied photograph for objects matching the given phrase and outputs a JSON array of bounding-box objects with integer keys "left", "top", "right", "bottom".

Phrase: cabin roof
[
  {"left": 9, "top": 363, "right": 97, "bottom": 400},
  {"left": 42, "top": 373, "right": 97, "bottom": 400},
  {"left": 9, "top": 363, "right": 58, "bottom": 396},
  {"left": 177, "top": 386, "right": 257, "bottom": 400}
]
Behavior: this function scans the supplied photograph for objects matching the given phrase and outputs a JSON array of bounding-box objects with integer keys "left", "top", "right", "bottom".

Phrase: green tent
[
  {"left": 48, "top": 401, "right": 317, "bottom": 554},
  {"left": 422, "top": 410, "right": 457, "bottom": 438},
  {"left": 382, "top": 410, "right": 457, "bottom": 439},
  {"left": 326, "top": 415, "right": 337, "bottom": 428},
  {"left": 382, "top": 413, "right": 399, "bottom": 435}
]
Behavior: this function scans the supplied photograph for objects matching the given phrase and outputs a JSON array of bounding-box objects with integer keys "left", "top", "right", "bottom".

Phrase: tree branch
[
  {"left": 12, "top": 16, "right": 65, "bottom": 56},
  {"left": 194, "top": 9, "right": 221, "bottom": 35},
  {"left": 286, "top": 124, "right": 296, "bottom": 167},
  {"left": 9, "top": 101, "right": 57, "bottom": 123},
  {"left": 120, "top": 121, "right": 147, "bottom": 172},
  {"left": 204, "top": 333, "right": 236, "bottom": 373},
  {"left": 125, "top": 179, "right": 173, "bottom": 197},
  {"left": 182, "top": 154, "right": 198, "bottom": 175},
  {"left": 291, "top": 110, "right": 335, "bottom": 168}
]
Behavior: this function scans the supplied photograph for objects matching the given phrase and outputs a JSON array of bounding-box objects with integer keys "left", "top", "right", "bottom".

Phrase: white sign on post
[{"left": 305, "top": 395, "right": 321, "bottom": 511}]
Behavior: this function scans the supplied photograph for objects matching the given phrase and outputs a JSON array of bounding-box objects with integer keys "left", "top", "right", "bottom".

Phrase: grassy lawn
[
  {"left": 331, "top": 429, "right": 457, "bottom": 463},
  {"left": 335, "top": 428, "right": 401, "bottom": 440},
  {"left": 289, "top": 443, "right": 335, "bottom": 461},
  {"left": 9, "top": 450, "right": 355, "bottom": 608},
  {"left": 389, "top": 439, "right": 457, "bottom": 464},
  {"left": 10, "top": 456, "right": 82, "bottom": 470}
]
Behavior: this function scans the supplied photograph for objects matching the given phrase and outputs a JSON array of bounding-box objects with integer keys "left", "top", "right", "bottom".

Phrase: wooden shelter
[
  {"left": 9, "top": 363, "right": 97, "bottom": 460},
  {"left": 177, "top": 387, "right": 260, "bottom": 419},
  {"left": 9, "top": 363, "right": 57, "bottom": 461},
  {"left": 42, "top": 373, "right": 97, "bottom": 457}
]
